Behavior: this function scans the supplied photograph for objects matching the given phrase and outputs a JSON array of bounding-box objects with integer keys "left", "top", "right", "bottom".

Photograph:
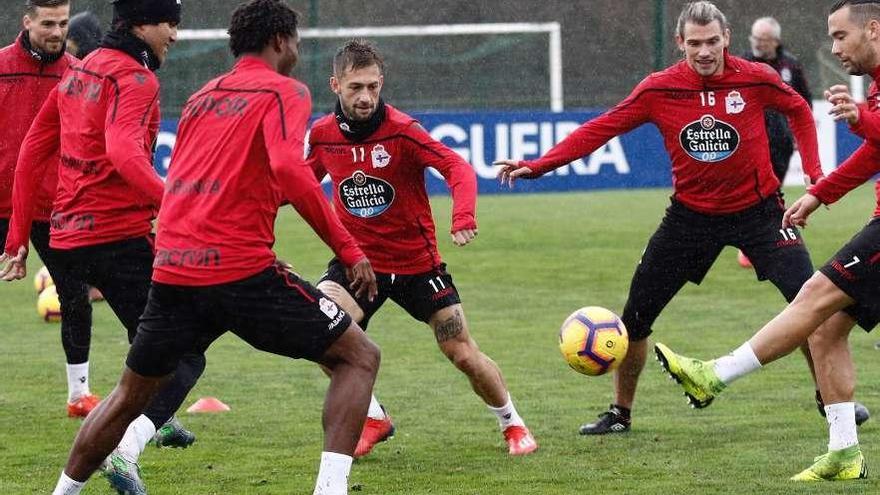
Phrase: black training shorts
[
  {"left": 319, "top": 259, "right": 461, "bottom": 330},
  {"left": 127, "top": 262, "right": 352, "bottom": 377},
  {"left": 622, "top": 193, "right": 815, "bottom": 340},
  {"left": 819, "top": 217, "right": 880, "bottom": 331}
]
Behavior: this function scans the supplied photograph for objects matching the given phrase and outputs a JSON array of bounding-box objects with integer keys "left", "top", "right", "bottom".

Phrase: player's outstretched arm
[
  {"left": 0, "top": 246, "right": 28, "bottom": 281},
  {"left": 783, "top": 193, "right": 822, "bottom": 228},
  {"left": 494, "top": 160, "right": 535, "bottom": 188}
]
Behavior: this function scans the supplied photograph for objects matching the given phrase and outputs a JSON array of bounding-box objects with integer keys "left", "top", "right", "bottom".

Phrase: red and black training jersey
[
  {"left": 524, "top": 53, "right": 822, "bottom": 215},
  {"left": 308, "top": 104, "right": 478, "bottom": 274},
  {"left": 810, "top": 65, "right": 880, "bottom": 218},
  {"left": 0, "top": 33, "right": 75, "bottom": 222},
  {"left": 5, "top": 46, "right": 163, "bottom": 254},
  {"left": 153, "top": 56, "right": 364, "bottom": 286}
]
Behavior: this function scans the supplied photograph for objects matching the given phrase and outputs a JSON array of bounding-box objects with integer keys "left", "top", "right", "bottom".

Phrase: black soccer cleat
[
  {"left": 816, "top": 391, "right": 871, "bottom": 426},
  {"left": 579, "top": 405, "right": 631, "bottom": 435}
]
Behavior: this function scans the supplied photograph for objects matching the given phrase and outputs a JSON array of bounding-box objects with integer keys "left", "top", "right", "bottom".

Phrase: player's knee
[
  {"left": 621, "top": 315, "right": 652, "bottom": 342},
  {"left": 359, "top": 339, "right": 381, "bottom": 376},
  {"left": 442, "top": 341, "right": 481, "bottom": 374},
  {"left": 792, "top": 273, "right": 842, "bottom": 313},
  {"left": 114, "top": 370, "right": 169, "bottom": 411},
  {"left": 344, "top": 330, "right": 381, "bottom": 376},
  {"left": 807, "top": 320, "right": 849, "bottom": 350}
]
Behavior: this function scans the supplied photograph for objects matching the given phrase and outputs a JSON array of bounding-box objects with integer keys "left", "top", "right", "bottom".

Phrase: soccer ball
[
  {"left": 37, "top": 285, "right": 62, "bottom": 323},
  {"left": 558, "top": 306, "right": 628, "bottom": 376},
  {"left": 33, "top": 265, "right": 54, "bottom": 293}
]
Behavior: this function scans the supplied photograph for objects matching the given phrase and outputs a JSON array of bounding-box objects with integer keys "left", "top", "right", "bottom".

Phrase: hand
[
  {"left": 825, "top": 85, "right": 860, "bottom": 125},
  {"left": 276, "top": 258, "right": 301, "bottom": 278},
  {"left": 783, "top": 193, "right": 822, "bottom": 228},
  {"left": 345, "top": 258, "right": 378, "bottom": 302},
  {"left": 451, "top": 228, "right": 478, "bottom": 247},
  {"left": 494, "top": 159, "right": 535, "bottom": 188},
  {"left": 0, "top": 246, "right": 28, "bottom": 281}
]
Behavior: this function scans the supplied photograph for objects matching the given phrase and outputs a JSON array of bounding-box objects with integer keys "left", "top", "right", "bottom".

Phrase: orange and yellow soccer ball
[
  {"left": 37, "top": 285, "right": 62, "bottom": 323},
  {"left": 558, "top": 306, "right": 628, "bottom": 376}
]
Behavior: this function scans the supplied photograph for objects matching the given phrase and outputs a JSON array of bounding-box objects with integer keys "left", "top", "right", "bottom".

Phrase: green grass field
[{"left": 2, "top": 186, "right": 879, "bottom": 494}]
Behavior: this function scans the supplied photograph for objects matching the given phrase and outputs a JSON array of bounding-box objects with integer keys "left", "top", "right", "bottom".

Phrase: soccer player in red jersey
[
  {"left": 35, "top": 1, "right": 381, "bottom": 494},
  {"left": 0, "top": 0, "right": 100, "bottom": 418},
  {"left": 309, "top": 40, "right": 537, "bottom": 457},
  {"left": 496, "top": 0, "right": 869, "bottom": 435},
  {"left": 1, "top": 1, "right": 206, "bottom": 493},
  {"left": 655, "top": 0, "right": 880, "bottom": 480}
]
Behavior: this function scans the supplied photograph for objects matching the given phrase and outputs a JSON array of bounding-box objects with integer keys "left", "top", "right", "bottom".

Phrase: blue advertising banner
[{"left": 153, "top": 108, "right": 861, "bottom": 196}]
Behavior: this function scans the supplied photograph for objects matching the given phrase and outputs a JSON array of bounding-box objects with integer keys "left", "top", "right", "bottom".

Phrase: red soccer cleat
[
  {"left": 503, "top": 425, "right": 538, "bottom": 456},
  {"left": 67, "top": 393, "right": 101, "bottom": 418},
  {"left": 354, "top": 415, "right": 395, "bottom": 458}
]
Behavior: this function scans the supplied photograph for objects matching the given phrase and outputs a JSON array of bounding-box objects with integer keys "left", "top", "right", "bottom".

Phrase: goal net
[{"left": 159, "top": 23, "right": 563, "bottom": 116}]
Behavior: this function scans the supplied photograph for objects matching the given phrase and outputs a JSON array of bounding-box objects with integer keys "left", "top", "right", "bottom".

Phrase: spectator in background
[
  {"left": 65, "top": 11, "right": 101, "bottom": 59},
  {"left": 744, "top": 16, "right": 813, "bottom": 184}
]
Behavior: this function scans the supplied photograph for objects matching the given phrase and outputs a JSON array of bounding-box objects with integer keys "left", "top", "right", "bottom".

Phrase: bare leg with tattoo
[{"left": 317, "top": 280, "right": 536, "bottom": 456}]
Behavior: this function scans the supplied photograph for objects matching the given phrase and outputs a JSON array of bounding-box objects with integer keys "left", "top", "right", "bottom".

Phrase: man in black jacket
[{"left": 744, "top": 16, "right": 813, "bottom": 183}]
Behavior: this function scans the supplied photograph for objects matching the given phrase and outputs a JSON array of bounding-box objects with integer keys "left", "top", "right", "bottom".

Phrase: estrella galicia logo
[
  {"left": 679, "top": 114, "right": 740, "bottom": 163},
  {"left": 339, "top": 171, "right": 395, "bottom": 218}
]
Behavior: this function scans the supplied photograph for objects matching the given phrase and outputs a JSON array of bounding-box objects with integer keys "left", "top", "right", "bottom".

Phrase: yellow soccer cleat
[
  {"left": 654, "top": 342, "right": 726, "bottom": 409},
  {"left": 791, "top": 445, "right": 868, "bottom": 481}
]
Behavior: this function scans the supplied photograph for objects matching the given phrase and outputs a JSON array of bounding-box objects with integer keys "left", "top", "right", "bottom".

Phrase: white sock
[
  {"left": 826, "top": 402, "right": 859, "bottom": 451},
  {"left": 117, "top": 415, "right": 157, "bottom": 462},
  {"left": 313, "top": 451, "right": 353, "bottom": 495},
  {"left": 487, "top": 394, "right": 525, "bottom": 430},
  {"left": 367, "top": 395, "right": 385, "bottom": 420},
  {"left": 712, "top": 342, "right": 761, "bottom": 385},
  {"left": 51, "top": 472, "right": 84, "bottom": 495},
  {"left": 66, "top": 362, "right": 90, "bottom": 403}
]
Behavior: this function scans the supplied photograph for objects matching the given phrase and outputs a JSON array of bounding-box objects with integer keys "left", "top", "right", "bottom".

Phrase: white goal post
[{"left": 178, "top": 22, "right": 565, "bottom": 112}]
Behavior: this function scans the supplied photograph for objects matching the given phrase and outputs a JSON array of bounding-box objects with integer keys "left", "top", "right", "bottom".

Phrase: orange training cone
[
  {"left": 186, "top": 396, "right": 230, "bottom": 413},
  {"left": 737, "top": 250, "right": 753, "bottom": 269}
]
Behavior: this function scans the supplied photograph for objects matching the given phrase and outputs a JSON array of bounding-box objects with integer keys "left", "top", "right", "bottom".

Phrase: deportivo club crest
[
  {"left": 371, "top": 144, "right": 391, "bottom": 168},
  {"left": 725, "top": 90, "right": 745, "bottom": 114}
]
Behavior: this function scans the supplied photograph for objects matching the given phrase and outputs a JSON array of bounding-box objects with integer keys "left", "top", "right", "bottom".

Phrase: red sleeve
[
  {"left": 405, "top": 122, "right": 477, "bottom": 232},
  {"left": 4, "top": 87, "right": 60, "bottom": 256},
  {"left": 264, "top": 85, "right": 365, "bottom": 266},
  {"left": 849, "top": 103, "right": 880, "bottom": 144},
  {"left": 809, "top": 142, "right": 880, "bottom": 205},
  {"left": 761, "top": 68, "right": 823, "bottom": 182},
  {"left": 523, "top": 77, "right": 653, "bottom": 176},
  {"left": 104, "top": 71, "right": 165, "bottom": 207}
]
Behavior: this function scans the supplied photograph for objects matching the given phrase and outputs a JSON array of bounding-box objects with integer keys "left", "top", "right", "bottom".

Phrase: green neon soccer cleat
[
  {"left": 791, "top": 445, "right": 868, "bottom": 481},
  {"left": 654, "top": 342, "right": 726, "bottom": 409}
]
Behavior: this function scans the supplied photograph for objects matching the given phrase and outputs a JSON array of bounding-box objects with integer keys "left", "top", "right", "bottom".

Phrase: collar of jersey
[
  {"left": 99, "top": 29, "right": 161, "bottom": 71},
  {"left": 232, "top": 55, "right": 277, "bottom": 74},
  {"left": 334, "top": 98, "right": 387, "bottom": 142}
]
